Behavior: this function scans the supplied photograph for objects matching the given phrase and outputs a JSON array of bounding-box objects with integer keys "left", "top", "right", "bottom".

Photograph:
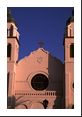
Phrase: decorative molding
[{"left": 37, "top": 57, "right": 43, "bottom": 64}]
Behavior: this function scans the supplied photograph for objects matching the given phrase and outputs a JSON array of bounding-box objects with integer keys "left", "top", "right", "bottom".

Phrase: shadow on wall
[{"left": 47, "top": 54, "right": 65, "bottom": 109}]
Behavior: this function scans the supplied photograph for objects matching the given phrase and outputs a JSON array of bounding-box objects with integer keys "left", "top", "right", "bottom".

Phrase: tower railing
[{"left": 15, "top": 90, "right": 56, "bottom": 97}]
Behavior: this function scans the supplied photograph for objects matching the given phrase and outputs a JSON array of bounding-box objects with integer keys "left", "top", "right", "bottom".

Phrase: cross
[{"left": 38, "top": 41, "right": 44, "bottom": 48}]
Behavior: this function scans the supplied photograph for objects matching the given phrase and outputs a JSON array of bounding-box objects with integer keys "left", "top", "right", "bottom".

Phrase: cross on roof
[{"left": 38, "top": 41, "right": 44, "bottom": 48}]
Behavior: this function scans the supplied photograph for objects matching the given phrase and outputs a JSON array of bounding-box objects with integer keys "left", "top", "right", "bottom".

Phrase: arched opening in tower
[{"left": 7, "top": 43, "right": 12, "bottom": 58}]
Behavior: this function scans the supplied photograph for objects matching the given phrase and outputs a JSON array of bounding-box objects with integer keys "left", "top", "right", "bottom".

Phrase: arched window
[
  {"left": 7, "top": 73, "right": 9, "bottom": 95},
  {"left": 7, "top": 29, "right": 9, "bottom": 37},
  {"left": 7, "top": 43, "right": 12, "bottom": 58},
  {"left": 72, "top": 82, "right": 74, "bottom": 88},
  {"left": 10, "top": 25, "right": 13, "bottom": 37},
  {"left": 72, "top": 104, "right": 74, "bottom": 109},
  {"left": 70, "top": 43, "right": 74, "bottom": 58}
]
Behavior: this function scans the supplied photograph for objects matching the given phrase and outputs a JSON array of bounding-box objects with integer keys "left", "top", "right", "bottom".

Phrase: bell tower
[
  {"left": 64, "top": 10, "right": 74, "bottom": 108},
  {"left": 7, "top": 8, "right": 19, "bottom": 99}
]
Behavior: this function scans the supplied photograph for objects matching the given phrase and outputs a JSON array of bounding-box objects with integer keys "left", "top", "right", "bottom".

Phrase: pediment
[{"left": 18, "top": 48, "right": 49, "bottom": 64}]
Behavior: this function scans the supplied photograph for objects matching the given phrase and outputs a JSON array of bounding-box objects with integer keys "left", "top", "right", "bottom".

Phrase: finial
[{"left": 72, "top": 9, "right": 74, "bottom": 16}]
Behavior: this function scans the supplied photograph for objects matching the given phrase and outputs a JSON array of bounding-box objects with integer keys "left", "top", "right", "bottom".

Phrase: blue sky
[{"left": 9, "top": 7, "right": 73, "bottom": 63}]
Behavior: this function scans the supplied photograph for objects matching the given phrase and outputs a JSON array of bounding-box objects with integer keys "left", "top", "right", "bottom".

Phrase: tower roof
[
  {"left": 66, "top": 9, "right": 74, "bottom": 26},
  {"left": 7, "top": 8, "right": 16, "bottom": 25},
  {"left": 63, "top": 9, "right": 74, "bottom": 44}
]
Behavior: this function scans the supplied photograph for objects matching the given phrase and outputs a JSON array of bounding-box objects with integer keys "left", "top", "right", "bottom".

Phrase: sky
[{"left": 9, "top": 7, "right": 73, "bottom": 63}]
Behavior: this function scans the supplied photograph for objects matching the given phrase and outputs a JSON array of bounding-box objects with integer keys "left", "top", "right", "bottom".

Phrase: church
[{"left": 7, "top": 8, "right": 74, "bottom": 109}]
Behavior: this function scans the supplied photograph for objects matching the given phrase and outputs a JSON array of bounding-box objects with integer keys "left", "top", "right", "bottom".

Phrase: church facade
[{"left": 7, "top": 9, "right": 74, "bottom": 109}]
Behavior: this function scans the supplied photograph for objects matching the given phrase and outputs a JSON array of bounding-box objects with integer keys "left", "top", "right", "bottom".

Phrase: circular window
[{"left": 31, "top": 74, "right": 49, "bottom": 90}]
